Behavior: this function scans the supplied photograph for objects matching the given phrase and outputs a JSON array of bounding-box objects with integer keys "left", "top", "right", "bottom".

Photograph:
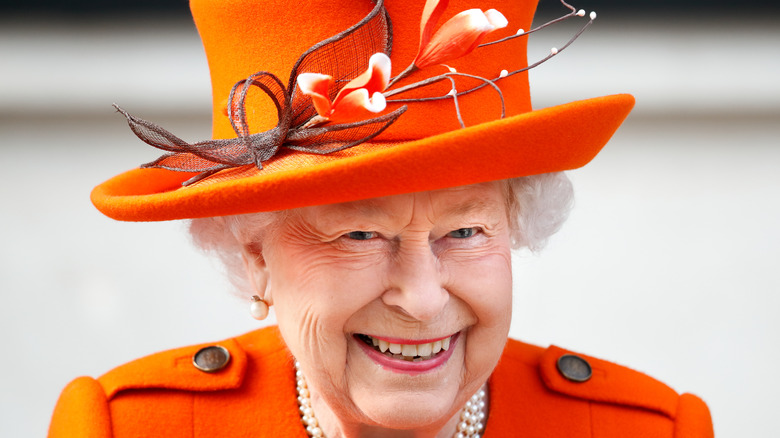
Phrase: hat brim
[{"left": 92, "top": 93, "right": 634, "bottom": 221}]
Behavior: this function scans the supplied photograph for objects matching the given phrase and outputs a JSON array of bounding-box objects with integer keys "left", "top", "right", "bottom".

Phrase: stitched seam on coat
[
  {"left": 190, "top": 392, "right": 195, "bottom": 438},
  {"left": 588, "top": 401, "right": 595, "bottom": 438}
]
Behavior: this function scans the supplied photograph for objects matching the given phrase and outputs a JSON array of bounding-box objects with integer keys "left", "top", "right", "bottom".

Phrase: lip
[{"left": 354, "top": 332, "right": 460, "bottom": 375}]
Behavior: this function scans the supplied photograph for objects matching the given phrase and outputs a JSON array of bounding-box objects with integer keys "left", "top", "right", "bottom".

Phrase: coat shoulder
[
  {"left": 49, "top": 376, "right": 113, "bottom": 438},
  {"left": 94, "top": 326, "right": 287, "bottom": 398},
  {"left": 492, "top": 340, "right": 713, "bottom": 438},
  {"left": 48, "top": 326, "right": 291, "bottom": 438}
]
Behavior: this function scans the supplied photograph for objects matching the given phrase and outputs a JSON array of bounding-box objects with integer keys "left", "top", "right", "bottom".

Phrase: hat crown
[
  {"left": 91, "top": 0, "right": 634, "bottom": 221},
  {"left": 190, "top": 0, "right": 538, "bottom": 141}
]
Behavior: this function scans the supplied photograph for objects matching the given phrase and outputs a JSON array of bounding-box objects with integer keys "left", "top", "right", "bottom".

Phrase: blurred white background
[{"left": 1, "top": 5, "right": 779, "bottom": 437}]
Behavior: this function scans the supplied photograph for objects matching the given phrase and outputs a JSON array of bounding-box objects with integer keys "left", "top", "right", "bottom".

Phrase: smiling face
[{"left": 244, "top": 181, "right": 513, "bottom": 435}]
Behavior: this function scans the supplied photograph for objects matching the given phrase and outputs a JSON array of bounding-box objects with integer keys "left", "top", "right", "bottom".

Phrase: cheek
[
  {"left": 444, "top": 247, "right": 514, "bottom": 383},
  {"left": 268, "top": 244, "right": 390, "bottom": 352},
  {"left": 444, "top": 246, "right": 513, "bottom": 392},
  {"left": 443, "top": 246, "right": 514, "bottom": 325},
  {"left": 268, "top": 245, "right": 393, "bottom": 408}
]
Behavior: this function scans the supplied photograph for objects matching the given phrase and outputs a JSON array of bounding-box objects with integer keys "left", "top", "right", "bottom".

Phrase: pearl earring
[{"left": 249, "top": 295, "right": 269, "bottom": 320}]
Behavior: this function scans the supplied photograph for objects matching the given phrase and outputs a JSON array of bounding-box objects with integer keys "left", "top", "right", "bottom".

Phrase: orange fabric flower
[
  {"left": 297, "top": 53, "right": 391, "bottom": 123},
  {"left": 414, "top": 0, "right": 507, "bottom": 69}
]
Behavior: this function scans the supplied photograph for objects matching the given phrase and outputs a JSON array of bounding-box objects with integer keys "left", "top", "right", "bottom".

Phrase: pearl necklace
[{"left": 295, "top": 362, "right": 486, "bottom": 438}]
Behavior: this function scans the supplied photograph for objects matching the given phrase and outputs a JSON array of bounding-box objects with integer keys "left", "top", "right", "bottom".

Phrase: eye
[
  {"left": 447, "top": 227, "right": 478, "bottom": 239},
  {"left": 345, "top": 231, "right": 376, "bottom": 241}
]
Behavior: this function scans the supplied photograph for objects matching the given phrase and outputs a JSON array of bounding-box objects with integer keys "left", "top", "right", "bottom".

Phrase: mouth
[{"left": 354, "top": 333, "right": 456, "bottom": 362}]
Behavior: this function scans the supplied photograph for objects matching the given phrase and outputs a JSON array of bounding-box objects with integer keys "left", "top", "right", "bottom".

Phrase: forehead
[{"left": 299, "top": 181, "right": 507, "bottom": 223}]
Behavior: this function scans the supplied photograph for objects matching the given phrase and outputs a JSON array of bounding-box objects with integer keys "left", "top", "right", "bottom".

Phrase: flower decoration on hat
[
  {"left": 115, "top": 0, "right": 598, "bottom": 186},
  {"left": 387, "top": 0, "right": 508, "bottom": 86},
  {"left": 298, "top": 53, "right": 391, "bottom": 125}
]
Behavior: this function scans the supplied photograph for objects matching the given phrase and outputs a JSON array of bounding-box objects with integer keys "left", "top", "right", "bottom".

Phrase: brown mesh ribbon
[{"left": 116, "top": 0, "right": 405, "bottom": 187}]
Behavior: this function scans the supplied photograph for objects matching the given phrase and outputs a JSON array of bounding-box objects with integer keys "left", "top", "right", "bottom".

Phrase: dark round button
[
  {"left": 556, "top": 354, "right": 592, "bottom": 383},
  {"left": 192, "top": 345, "right": 231, "bottom": 373}
]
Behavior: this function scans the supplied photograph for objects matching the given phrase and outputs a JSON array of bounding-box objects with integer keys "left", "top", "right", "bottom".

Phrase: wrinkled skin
[{"left": 244, "top": 181, "right": 513, "bottom": 438}]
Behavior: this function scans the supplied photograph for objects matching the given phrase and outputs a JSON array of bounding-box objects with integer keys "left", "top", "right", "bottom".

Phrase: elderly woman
[{"left": 50, "top": 0, "right": 713, "bottom": 437}]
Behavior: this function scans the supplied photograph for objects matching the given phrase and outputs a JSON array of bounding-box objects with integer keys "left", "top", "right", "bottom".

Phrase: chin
[
  {"left": 354, "top": 391, "right": 458, "bottom": 431},
  {"left": 343, "top": 345, "right": 464, "bottom": 430}
]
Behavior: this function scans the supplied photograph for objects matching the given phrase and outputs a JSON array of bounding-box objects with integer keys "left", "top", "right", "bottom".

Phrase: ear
[{"left": 242, "top": 247, "right": 273, "bottom": 306}]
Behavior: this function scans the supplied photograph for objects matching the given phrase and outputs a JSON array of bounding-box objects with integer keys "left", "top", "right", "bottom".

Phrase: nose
[{"left": 381, "top": 241, "right": 449, "bottom": 321}]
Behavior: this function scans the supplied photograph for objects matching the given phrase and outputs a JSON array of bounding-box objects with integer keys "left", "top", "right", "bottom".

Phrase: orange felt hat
[{"left": 92, "top": 0, "right": 635, "bottom": 221}]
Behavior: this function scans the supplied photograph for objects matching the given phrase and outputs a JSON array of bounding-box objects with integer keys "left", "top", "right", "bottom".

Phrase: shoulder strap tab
[
  {"left": 99, "top": 337, "right": 248, "bottom": 400},
  {"left": 540, "top": 345, "right": 679, "bottom": 418}
]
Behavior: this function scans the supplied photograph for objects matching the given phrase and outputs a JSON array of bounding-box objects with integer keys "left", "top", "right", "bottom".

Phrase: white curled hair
[{"left": 189, "top": 172, "right": 573, "bottom": 298}]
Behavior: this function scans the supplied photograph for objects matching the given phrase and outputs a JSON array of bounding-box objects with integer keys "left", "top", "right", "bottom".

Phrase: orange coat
[{"left": 49, "top": 326, "right": 713, "bottom": 437}]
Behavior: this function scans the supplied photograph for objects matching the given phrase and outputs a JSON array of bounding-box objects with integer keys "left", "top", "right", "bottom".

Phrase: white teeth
[
  {"left": 365, "top": 335, "right": 454, "bottom": 358},
  {"left": 417, "top": 342, "right": 432, "bottom": 357}
]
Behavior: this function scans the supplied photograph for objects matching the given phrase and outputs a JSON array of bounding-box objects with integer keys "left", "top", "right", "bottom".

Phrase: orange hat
[{"left": 92, "top": 0, "right": 634, "bottom": 221}]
